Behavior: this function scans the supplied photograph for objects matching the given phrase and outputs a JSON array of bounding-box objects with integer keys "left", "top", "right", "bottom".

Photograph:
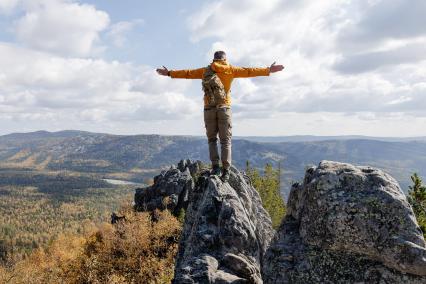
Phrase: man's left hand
[{"left": 270, "top": 62, "right": 284, "bottom": 73}]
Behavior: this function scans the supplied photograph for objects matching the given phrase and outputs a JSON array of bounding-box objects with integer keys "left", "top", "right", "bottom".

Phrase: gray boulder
[
  {"left": 263, "top": 160, "right": 426, "bottom": 283},
  {"left": 173, "top": 166, "right": 274, "bottom": 283},
  {"left": 134, "top": 159, "right": 201, "bottom": 215}
]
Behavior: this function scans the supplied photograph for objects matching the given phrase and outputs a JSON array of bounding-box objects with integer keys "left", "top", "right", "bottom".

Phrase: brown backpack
[{"left": 202, "top": 65, "right": 226, "bottom": 108}]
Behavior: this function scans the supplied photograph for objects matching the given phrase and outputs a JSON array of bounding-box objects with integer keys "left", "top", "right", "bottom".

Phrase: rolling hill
[{"left": 0, "top": 130, "right": 425, "bottom": 197}]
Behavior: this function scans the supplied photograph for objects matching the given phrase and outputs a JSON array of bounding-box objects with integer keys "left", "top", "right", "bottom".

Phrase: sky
[{"left": 0, "top": 0, "right": 425, "bottom": 137}]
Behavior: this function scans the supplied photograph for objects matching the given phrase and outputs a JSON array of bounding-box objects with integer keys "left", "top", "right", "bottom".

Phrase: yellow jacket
[{"left": 169, "top": 59, "right": 270, "bottom": 107}]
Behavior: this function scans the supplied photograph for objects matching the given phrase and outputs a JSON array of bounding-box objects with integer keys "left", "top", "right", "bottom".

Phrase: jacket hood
[{"left": 211, "top": 60, "right": 231, "bottom": 73}]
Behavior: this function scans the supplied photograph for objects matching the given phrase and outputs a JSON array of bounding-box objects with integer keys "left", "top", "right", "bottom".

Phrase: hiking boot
[
  {"left": 211, "top": 165, "right": 221, "bottom": 176},
  {"left": 221, "top": 168, "right": 230, "bottom": 182}
]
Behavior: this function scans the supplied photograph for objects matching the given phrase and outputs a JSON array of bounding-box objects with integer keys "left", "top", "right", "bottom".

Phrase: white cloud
[
  {"left": 334, "top": 42, "right": 426, "bottom": 73},
  {"left": 0, "top": 0, "right": 425, "bottom": 136},
  {"left": 230, "top": 111, "right": 426, "bottom": 137},
  {"left": 0, "top": 0, "right": 19, "bottom": 14},
  {"left": 14, "top": 0, "right": 110, "bottom": 57},
  {"left": 109, "top": 91, "right": 199, "bottom": 122},
  {"left": 79, "top": 108, "right": 108, "bottom": 122},
  {"left": 0, "top": 43, "right": 196, "bottom": 123},
  {"left": 188, "top": 0, "right": 426, "bottom": 122},
  {"left": 107, "top": 19, "right": 144, "bottom": 47},
  {"left": 339, "top": 0, "right": 426, "bottom": 46}
]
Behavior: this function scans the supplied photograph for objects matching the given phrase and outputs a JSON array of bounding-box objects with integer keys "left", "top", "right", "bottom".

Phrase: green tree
[
  {"left": 408, "top": 173, "right": 426, "bottom": 238},
  {"left": 246, "top": 161, "right": 286, "bottom": 229}
]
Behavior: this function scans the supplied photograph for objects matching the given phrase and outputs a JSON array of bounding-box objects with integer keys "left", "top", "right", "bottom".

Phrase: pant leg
[
  {"left": 217, "top": 107, "right": 232, "bottom": 169},
  {"left": 204, "top": 108, "right": 219, "bottom": 166}
]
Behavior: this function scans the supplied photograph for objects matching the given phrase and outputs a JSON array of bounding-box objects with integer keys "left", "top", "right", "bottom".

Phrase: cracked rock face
[
  {"left": 173, "top": 166, "right": 274, "bottom": 284},
  {"left": 263, "top": 160, "right": 426, "bottom": 283},
  {"left": 134, "top": 159, "right": 200, "bottom": 215}
]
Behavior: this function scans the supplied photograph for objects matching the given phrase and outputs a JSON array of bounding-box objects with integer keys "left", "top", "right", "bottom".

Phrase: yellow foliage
[
  {"left": 0, "top": 209, "right": 182, "bottom": 283},
  {"left": 0, "top": 183, "right": 133, "bottom": 259}
]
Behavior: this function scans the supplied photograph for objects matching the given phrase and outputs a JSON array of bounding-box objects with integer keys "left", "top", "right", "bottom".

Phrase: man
[{"left": 157, "top": 51, "right": 284, "bottom": 182}]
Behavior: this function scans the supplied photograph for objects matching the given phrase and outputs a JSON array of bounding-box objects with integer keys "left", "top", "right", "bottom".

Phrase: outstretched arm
[
  {"left": 156, "top": 66, "right": 205, "bottom": 79},
  {"left": 232, "top": 62, "right": 284, "bottom": 78}
]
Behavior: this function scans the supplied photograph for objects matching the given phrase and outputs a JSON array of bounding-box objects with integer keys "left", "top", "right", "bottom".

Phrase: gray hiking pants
[{"left": 204, "top": 107, "right": 232, "bottom": 169}]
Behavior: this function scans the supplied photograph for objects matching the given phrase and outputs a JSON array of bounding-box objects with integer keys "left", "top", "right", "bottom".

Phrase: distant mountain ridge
[
  {"left": 0, "top": 130, "right": 425, "bottom": 197},
  {"left": 235, "top": 135, "right": 426, "bottom": 143},
  {"left": 4, "top": 130, "right": 425, "bottom": 143}
]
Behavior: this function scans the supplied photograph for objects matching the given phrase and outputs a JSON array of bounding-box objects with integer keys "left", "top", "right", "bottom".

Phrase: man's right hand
[{"left": 156, "top": 66, "right": 170, "bottom": 76}]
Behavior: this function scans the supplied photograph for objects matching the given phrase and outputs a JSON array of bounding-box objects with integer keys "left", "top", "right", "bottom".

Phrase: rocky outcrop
[
  {"left": 135, "top": 160, "right": 275, "bottom": 282},
  {"left": 173, "top": 166, "right": 274, "bottom": 283},
  {"left": 263, "top": 160, "right": 426, "bottom": 283},
  {"left": 134, "top": 159, "right": 426, "bottom": 283},
  {"left": 134, "top": 159, "right": 201, "bottom": 215}
]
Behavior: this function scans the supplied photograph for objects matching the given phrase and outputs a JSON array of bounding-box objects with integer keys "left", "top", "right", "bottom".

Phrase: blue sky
[
  {"left": 0, "top": 0, "right": 425, "bottom": 136},
  {"left": 83, "top": 0, "right": 209, "bottom": 67}
]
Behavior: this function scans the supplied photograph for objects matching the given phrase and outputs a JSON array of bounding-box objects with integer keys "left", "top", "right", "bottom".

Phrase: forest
[
  {"left": 0, "top": 163, "right": 284, "bottom": 282},
  {"left": 0, "top": 164, "right": 424, "bottom": 283},
  {"left": 0, "top": 171, "right": 135, "bottom": 263}
]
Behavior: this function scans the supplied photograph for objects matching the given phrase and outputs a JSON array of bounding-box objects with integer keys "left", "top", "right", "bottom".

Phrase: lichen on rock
[{"left": 263, "top": 160, "right": 426, "bottom": 283}]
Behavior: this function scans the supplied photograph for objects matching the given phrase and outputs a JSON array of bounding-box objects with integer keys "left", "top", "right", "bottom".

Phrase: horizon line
[{"left": 1, "top": 129, "right": 425, "bottom": 139}]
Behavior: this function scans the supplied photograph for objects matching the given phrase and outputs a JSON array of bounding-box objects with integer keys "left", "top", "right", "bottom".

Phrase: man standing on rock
[{"left": 157, "top": 51, "right": 284, "bottom": 181}]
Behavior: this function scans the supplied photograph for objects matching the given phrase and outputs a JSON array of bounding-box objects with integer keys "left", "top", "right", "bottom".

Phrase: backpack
[{"left": 202, "top": 65, "right": 227, "bottom": 108}]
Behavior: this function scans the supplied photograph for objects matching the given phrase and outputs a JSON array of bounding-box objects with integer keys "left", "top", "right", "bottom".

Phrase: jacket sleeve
[
  {"left": 169, "top": 67, "right": 205, "bottom": 79},
  {"left": 231, "top": 66, "right": 270, "bottom": 78}
]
